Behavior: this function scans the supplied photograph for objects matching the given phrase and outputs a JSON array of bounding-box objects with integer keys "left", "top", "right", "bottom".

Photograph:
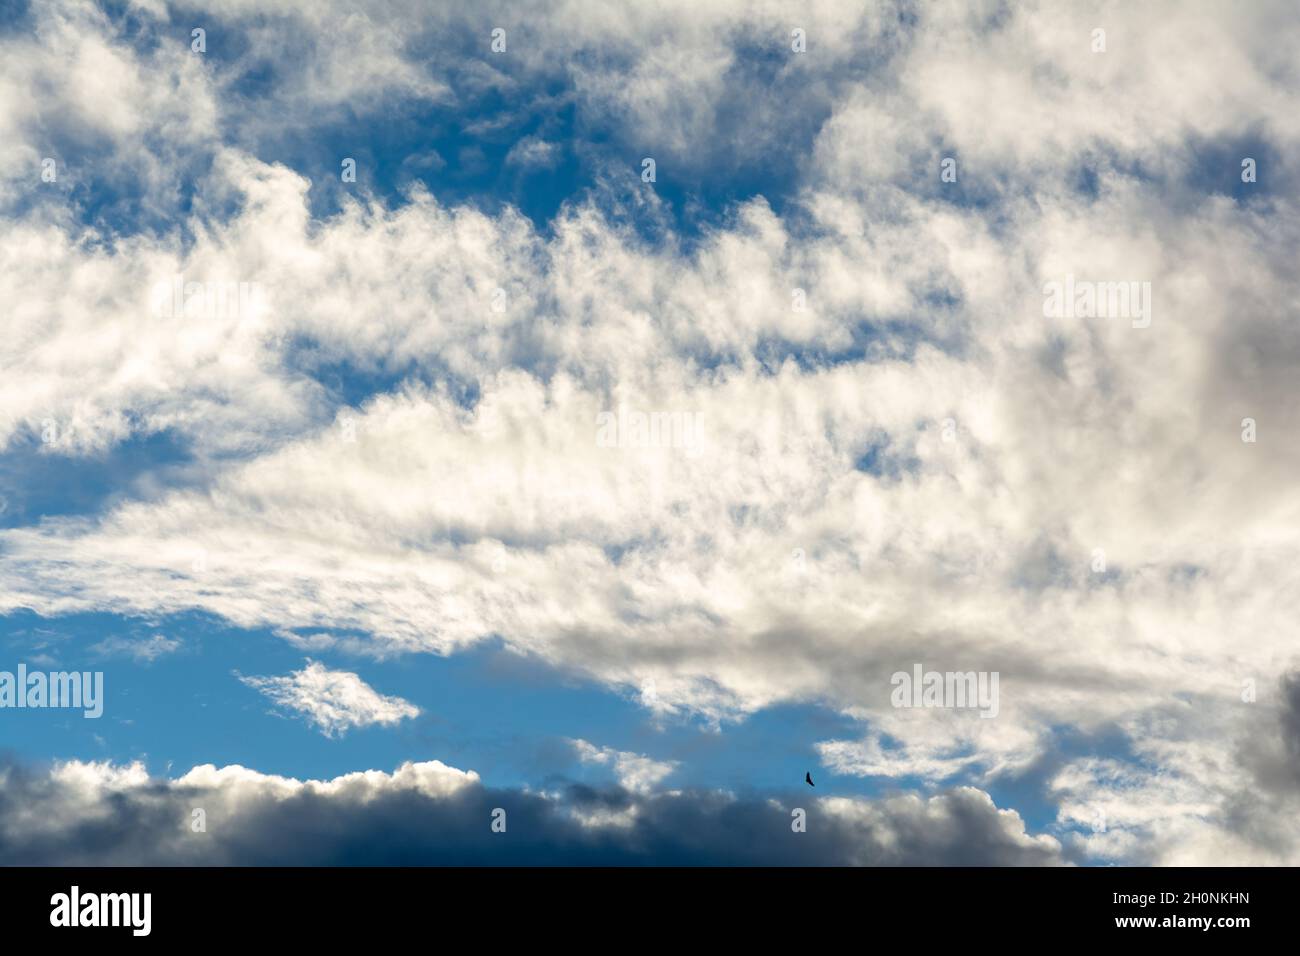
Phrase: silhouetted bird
[{"left": 805, "top": 772, "right": 814, "bottom": 787}]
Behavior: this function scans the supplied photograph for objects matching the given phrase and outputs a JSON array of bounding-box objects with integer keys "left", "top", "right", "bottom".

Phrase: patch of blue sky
[
  {"left": 853, "top": 433, "right": 922, "bottom": 480},
  {"left": 752, "top": 311, "right": 969, "bottom": 377},
  {"left": 202, "top": 19, "right": 835, "bottom": 243},
  {"left": 1, "top": 607, "right": 896, "bottom": 804},
  {"left": 0, "top": 0, "right": 29, "bottom": 35},
  {"left": 279, "top": 336, "right": 478, "bottom": 411},
  {"left": 0, "top": 428, "right": 195, "bottom": 528},
  {"left": 1179, "top": 132, "right": 1282, "bottom": 203},
  {"left": 98, "top": 0, "right": 166, "bottom": 46},
  {"left": 246, "top": 87, "right": 589, "bottom": 231}
]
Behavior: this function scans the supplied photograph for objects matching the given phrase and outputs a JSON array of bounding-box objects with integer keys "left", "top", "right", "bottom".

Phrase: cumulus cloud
[
  {"left": 236, "top": 662, "right": 420, "bottom": 737},
  {"left": 0, "top": 756, "right": 1062, "bottom": 866}
]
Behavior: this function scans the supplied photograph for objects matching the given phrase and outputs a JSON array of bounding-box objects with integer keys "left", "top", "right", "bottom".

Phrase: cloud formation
[
  {"left": 90, "top": 633, "right": 181, "bottom": 663},
  {"left": 0, "top": 0, "right": 1297, "bottom": 864},
  {"left": 571, "top": 739, "right": 677, "bottom": 794},
  {"left": 236, "top": 662, "right": 420, "bottom": 737},
  {"left": 0, "top": 757, "right": 1062, "bottom": 866}
]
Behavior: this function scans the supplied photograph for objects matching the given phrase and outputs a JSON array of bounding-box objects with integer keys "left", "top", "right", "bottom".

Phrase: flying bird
[{"left": 805, "top": 772, "right": 814, "bottom": 787}]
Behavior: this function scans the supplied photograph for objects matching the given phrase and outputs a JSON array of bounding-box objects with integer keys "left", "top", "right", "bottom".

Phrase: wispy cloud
[
  {"left": 236, "top": 662, "right": 420, "bottom": 737},
  {"left": 91, "top": 633, "right": 181, "bottom": 663}
]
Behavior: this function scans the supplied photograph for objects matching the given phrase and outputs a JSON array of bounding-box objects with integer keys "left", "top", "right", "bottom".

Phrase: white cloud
[
  {"left": 90, "top": 633, "right": 181, "bottom": 663},
  {"left": 820, "top": 787, "right": 1065, "bottom": 866},
  {"left": 572, "top": 739, "right": 676, "bottom": 794},
  {"left": 237, "top": 662, "right": 420, "bottom": 737},
  {"left": 505, "top": 136, "right": 560, "bottom": 169},
  {"left": 175, "top": 758, "right": 477, "bottom": 803}
]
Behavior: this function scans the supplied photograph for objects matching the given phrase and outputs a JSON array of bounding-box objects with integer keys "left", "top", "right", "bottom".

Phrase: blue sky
[
  {"left": 0, "top": 0, "right": 1298, "bottom": 866},
  {"left": 2, "top": 607, "right": 875, "bottom": 800},
  {"left": 9, "top": 602, "right": 1084, "bottom": 851}
]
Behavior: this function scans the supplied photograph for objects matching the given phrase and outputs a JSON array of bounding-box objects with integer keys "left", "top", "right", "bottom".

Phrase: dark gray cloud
[
  {"left": 1280, "top": 673, "right": 1300, "bottom": 767},
  {"left": 0, "top": 757, "right": 1063, "bottom": 866}
]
